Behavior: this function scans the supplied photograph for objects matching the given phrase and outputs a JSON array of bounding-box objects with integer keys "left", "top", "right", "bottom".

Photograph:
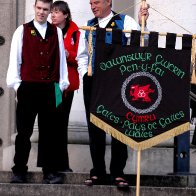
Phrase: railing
[{"left": 173, "top": 132, "right": 190, "bottom": 174}]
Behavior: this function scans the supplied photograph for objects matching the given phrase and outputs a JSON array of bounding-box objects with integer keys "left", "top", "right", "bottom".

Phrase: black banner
[{"left": 90, "top": 29, "right": 192, "bottom": 150}]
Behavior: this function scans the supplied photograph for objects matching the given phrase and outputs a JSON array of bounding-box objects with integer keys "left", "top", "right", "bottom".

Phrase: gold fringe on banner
[
  {"left": 191, "top": 37, "right": 196, "bottom": 84},
  {"left": 90, "top": 113, "right": 190, "bottom": 151}
]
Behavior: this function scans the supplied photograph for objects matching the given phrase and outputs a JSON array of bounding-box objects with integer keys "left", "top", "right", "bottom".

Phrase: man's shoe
[
  {"left": 62, "top": 168, "right": 73, "bottom": 172},
  {"left": 43, "top": 172, "right": 64, "bottom": 184},
  {"left": 113, "top": 177, "right": 129, "bottom": 189},
  {"left": 10, "top": 173, "right": 27, "bottom": 183}
]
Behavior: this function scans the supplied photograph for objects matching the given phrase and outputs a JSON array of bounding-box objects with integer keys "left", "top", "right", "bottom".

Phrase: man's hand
[{"left": 138, "top": 4, "right": 150, "bottom": 26}]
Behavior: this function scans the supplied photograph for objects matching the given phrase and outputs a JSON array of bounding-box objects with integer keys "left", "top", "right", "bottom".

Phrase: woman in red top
[{"left": 51, "top": 0, "right": 80, "bottom": 172}]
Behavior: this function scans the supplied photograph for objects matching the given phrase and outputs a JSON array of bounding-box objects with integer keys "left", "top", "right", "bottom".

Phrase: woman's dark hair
[{"left": 51, "top": 1, "right": 72, "bottom": 22}]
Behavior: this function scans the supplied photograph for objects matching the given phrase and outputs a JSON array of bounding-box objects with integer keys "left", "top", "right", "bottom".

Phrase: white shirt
[
  {"left": 6, "top": 20, "right": 69, "bottom": 92},
  {"left": 76, "top": 12, "right": 141, "bottom": 78}
]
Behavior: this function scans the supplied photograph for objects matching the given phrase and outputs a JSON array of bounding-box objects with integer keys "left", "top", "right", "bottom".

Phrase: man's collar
[
  {"left": 98, "top": 11, "right": 114, "bottom": 23},
  {"left": 33, "top": 20, "right": 47, "bottom": 29}
]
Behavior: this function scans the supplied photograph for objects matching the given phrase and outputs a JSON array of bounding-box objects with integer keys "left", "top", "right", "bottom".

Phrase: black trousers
[
  {"left": 58, "top": 91, "right": 74, "bottom": 169},
  {"left": 83, "top": 74, "right": 128, "bottom": 178},
  {"left": 12, "top": 82, "right": 67, "bottom": 174}
]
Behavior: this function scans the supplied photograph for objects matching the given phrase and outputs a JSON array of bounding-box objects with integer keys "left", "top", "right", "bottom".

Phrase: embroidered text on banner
[{"left": 90, "top": 28, "right": 192, "bottom": 150}]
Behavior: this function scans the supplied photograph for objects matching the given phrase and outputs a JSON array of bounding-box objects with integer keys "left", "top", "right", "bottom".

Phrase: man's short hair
[
  {"left": 104, "top": 0, "right": 112, "bottom": 7},
  {"left": 35, "top": 0, "right": 53, "bottom": 5}
]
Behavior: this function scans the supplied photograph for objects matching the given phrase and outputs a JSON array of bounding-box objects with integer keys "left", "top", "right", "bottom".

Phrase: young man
[
  {"left": 6, "top": 0, "right": 69, "bottom": 184},
  {"left": 77, "top": 0, "right": 149, "bottom": 188}
]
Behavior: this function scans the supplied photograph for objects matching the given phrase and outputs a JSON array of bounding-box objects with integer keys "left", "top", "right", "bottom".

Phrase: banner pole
[
  {"left": 136, "top": 150, "right": 141, "bottom": 196},
  {"left": 80, "top": 26, "right": 196, "bottom": 39},
  {"left": 141, "top": 0, "right": 146, "bottom": 46},
  {"left": 135, "top": 1, "right": 145, "bottom": 195}
]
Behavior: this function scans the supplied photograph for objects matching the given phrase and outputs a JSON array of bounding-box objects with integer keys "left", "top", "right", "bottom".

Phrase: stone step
[
  {"left": 0, "top": 172, "right": 196, "bottom": 196},
  {"left": 3, "top": 144, "right": 196, "bottom": 175},
  {"left": 1, "top": 171, "right": 196, "bottom": 186},
  {"left": 0, "top": 183, "right": 196, "bottom": 196},
  {"left": 3, "top": 123, "right": 196, "bottom": 174}
]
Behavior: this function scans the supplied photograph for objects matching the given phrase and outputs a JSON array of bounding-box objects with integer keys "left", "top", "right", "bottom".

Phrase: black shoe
[
  {"left": 113, "top": 177, "right": 129, "bottom": 189},
  {"left": 43, "top": 172, "right": 64, "bottom": 184},
  {"left": 62, "top": 168, "right": 73, "bottom": 172},
  {"left": 10, "top": 173, "right": 27, "bottom": 183},
  {"left": 85, "top": 176, "right": 99, "bottom": 186},
  {"left": 84, "top": 175, "right": 108, "bottom": 186}
]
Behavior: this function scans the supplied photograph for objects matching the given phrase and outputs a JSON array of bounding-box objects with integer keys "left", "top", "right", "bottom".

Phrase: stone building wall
[{"left": 0, "top": 0, "right": 25, "bottom": 170}]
